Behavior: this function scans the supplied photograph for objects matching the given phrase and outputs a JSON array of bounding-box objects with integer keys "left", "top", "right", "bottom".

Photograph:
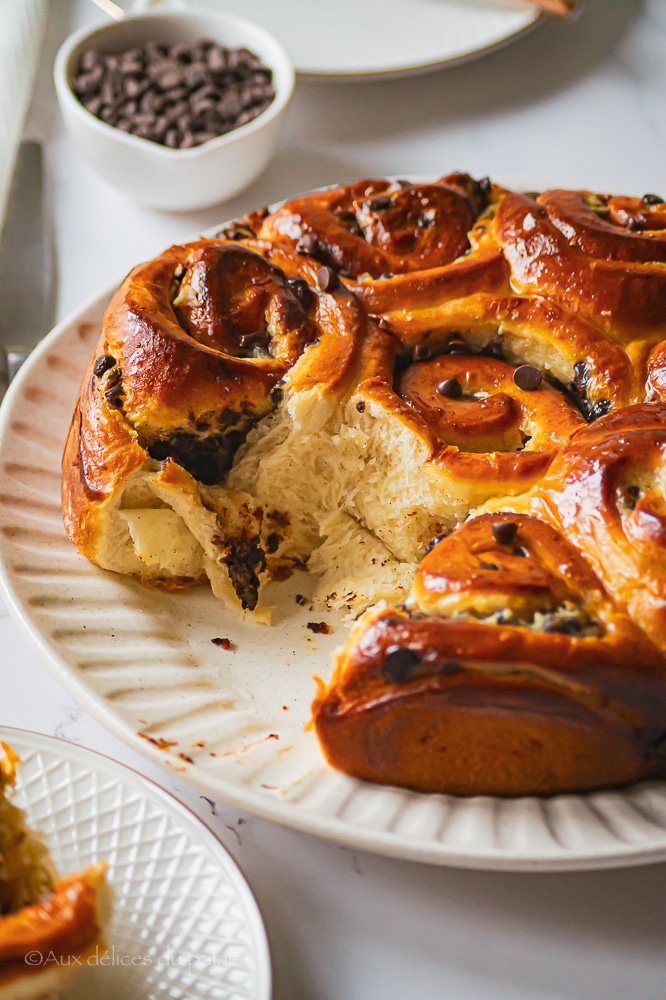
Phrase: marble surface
[{"left": 2, "top": 1, "right": 666, "bottom": 997}]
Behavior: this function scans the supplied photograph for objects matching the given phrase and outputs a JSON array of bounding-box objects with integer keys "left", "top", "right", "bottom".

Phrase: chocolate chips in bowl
[
  {"left": 71, "top": 39, "right": 276, "bottom": 151},
  {"left": 54, "top": 8, "right": 294, "bottom": 210}
]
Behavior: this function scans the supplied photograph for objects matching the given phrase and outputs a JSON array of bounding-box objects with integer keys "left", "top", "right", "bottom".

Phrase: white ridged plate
[
  {"left": 192, "top": 0, "right": 539, "bottom": 79},
  {"left": 1, "top": 288, "right": 666, "bottom": 873},
  {"left": 0, "top": 727, "right": 270, "bottom": 999}
]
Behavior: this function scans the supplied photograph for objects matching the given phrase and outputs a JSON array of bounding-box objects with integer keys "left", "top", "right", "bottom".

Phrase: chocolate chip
[
  {"left": 147, "top": 429, "right": 246, "bottom": 485},
  {"left": 479, "top": 562, "right": 499, "bottom": 571},
  {"left": 642, "top": 193, "right": 664, "bottom": 205},
  {"left": 512, "top": 546, "right": 529, "bottom": 558},
  {"left": 412, "top": 344, "right": 431, "bottom": 362},
  {"left": 436, "top": 377, "right": 462, "bottom": 399},
  {"left": 239, "top": 329, "right": 271, "bottom": 353},
  {"left": 70, "top": 38, "right": 275, "bottom": 150},
  {"left": 218, "top": 409, "right": 241, "bottom": 426},
  {"left": 482, "top": 336, "right": 505, "bottom": 360},
  {"left": 317, "top": 266, "right": 340, "bottom": 292},
  {"left": 381, "top": 645, "right": 420, "bottom": 684},
  {"left": 295, "top": 594, "right": 308, "bottom": 605},
  {"left": 93, "top": 354, "right": 116, "bottom": 377},
  {"left": 443, "top": 337, "right": 471, "bottom": 355},
  {"left": 225, "top": 536, "right": 266, "bottom": 611},
  {"left": 491, "top": 521, "right": 518, "bottom": 545},
  {"left": 367, "top": 194, "right": 392, "bottom": 211},
  {"left": 297, "top": 233, "right": 318, "bottom": 255},
  {"left": 589, "top": 399, "right": 611, "bottom": 421},
  {"left": 104, "top": 383, "right": 123, "bottom": 406},
  {"left": 626, "top": 484, "right": 641, "bottom": 498},
  {"left": 286, "top": 276, "right": 313, "bottom": 307},
  {"left": 266, "top": 532, "right": 280, "bottom": 553},
  {"left": 513, "top": 365, "right": 542, "bottom": 390},
  {"left": 356, "top": 400, "right": 366, "bottom": 413},
  {"left": 270, "top": 385, "right": 283, "bottom": 404},
  {"left": 572, "top": 360, "right": 590, "bottom": 395}
]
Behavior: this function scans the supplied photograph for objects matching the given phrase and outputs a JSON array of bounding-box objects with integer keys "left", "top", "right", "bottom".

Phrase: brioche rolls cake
[
  {"left": 0, "top": 743, "right": 112, "bottom": 999},
  {"left": 62, "top": 173, "right": 666, "bottom": 796}
]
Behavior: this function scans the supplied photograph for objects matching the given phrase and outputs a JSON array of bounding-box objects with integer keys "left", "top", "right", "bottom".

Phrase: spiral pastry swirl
[
  {"left": 63, "top": 237, "right": 365, "bottom": 614},
  {"left": 495, "top": 189, "right": 666, "bottom": 352},
  {"left": 488, "top": 403, "right": 666, "bottom": 652},
  {"left": 341, "top": 319, "right": 585, "bottom": 562},
  {"left": 314, "top": 512, "right": 666, "bottom": 796},
  {"left": 230, "top": 172, "right": 492, "bottom": 279}
]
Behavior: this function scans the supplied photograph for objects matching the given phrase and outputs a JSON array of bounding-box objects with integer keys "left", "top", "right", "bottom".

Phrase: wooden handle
[{"left": 527, "top": 0, "right": 575, "bottom": 15}]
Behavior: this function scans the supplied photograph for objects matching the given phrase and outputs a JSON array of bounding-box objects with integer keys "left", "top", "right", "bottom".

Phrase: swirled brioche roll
[
  {"left": 0, "top": 744, "right": 112, "bottom": 1000},
  {"left": 237, "top": 172, "right": 493, "bottom": 278},
  {"left": 338, "top": 322, "right": 585, "bottom": 564},
  {"left": 63, "top": 238, "right": 366, "bottom": 619},
  {"left": 495, "top": 189, "right": 666, "bottom": 361},
  {"left": 313, "top": 514, "right": 666, "bottom": 796},
  {"left": 484, "top": 403, "right": 666, "bottom": 651}
]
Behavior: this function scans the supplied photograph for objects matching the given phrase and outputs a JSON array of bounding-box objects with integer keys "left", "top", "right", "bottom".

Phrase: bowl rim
[{"left": 53, "top": 5, "right": 295, "bottom": 161}]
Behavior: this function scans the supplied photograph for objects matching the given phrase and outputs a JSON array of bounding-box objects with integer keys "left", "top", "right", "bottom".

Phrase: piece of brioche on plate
[{"left": 0, "top": 743, "right": 112, "bottom": 999}]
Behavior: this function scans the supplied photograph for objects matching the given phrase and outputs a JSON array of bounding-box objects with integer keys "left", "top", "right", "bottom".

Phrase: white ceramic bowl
[{"left": 54, "top": 8, "right": 294, "bottom": 211}]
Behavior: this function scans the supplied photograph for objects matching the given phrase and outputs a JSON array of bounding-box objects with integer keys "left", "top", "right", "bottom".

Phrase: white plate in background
[
  {"left": 1, "top": 282, "right": 666, "bottom": 873},
  {"left": 192, "top": 0, "right": 539, "bottom": 78},
  {"left": 1, "top": 727, "right": 271, "bottom": 1000}
]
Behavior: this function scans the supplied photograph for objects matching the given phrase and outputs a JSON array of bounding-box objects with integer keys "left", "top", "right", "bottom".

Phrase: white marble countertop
[{"left": 2, "top": 1, "right": 666, "bottom": 998}]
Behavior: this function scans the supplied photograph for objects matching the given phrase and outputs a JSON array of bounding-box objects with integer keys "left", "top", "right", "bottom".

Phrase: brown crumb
[
  {"left": 282, "top": 705, "right": 289, "bottom": 710},
  {"left": 295, "top": 594, "right": 308, "bottom": 605},
  {"left": 178, "top": 752, "right": 195, "bottom": 764},
  {"left": 192, "top": 740, "right": 207, "bottom": 748},
  {"left": 211, "top": 636, "right": 232, "bottom": 649},
  {"left": 307, "top": 621, "right": 331, "bottom": 634},
  {"left": 138, "top": 732, "right": 177, "bottom": 750},
  {"left": 268, "top": 733, "right": 279, "bottom": 740}
]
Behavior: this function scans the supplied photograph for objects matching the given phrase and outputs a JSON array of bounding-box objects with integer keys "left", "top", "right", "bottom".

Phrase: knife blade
[{"left": 0, "top": 140, "right": 56, "bottom": 392}]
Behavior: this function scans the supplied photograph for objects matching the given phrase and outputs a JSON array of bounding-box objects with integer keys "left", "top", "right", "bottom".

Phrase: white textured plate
[
  {"left": 1, "top": 287, "right": 666, "bottom": 873},
  {"left": 0, "top": 727, "right": 271, "bottom": 1000},
  {"left": 193, "top": 0, "right": 539, "bottom": 78}
]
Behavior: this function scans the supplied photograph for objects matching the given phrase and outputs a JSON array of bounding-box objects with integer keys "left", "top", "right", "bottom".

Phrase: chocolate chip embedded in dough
[
  {"left": 93, "top": 354, "right": 116, "bottom": 378},
  {"left": 513, "top": 365, "right": 542, "bottom": 391},
  {"left": 381, "top": 645, "right": 420, "bottom": 684},
  {"left": 491, "top": 521, "right": 518, "bottom": 546},
  {"left": 412, "top": 344, "right": 432, "bottom": 362},
  {"left": 589, "top": 399, "right": 611, "bottom": 422},
  {"left": 297, "top": 233, "right": 318, "bottom": 255},
  {"left": 367, "top": 194, "right": 392, "bottom": 211},
  {"left": 317, "top": 266, "right": 340, "bottom": 292},
  {"left": 436, "top": 377, "right": 462, "bottom": 399},
  {"left": 286, "top": 276, "right": 313, "bottom": 307}
]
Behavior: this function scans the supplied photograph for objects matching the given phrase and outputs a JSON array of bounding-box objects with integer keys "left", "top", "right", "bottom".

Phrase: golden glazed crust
[{"left": 63, "top": 174, "right": 666, "bottom": 795}]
